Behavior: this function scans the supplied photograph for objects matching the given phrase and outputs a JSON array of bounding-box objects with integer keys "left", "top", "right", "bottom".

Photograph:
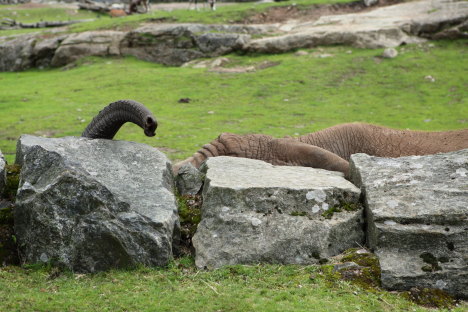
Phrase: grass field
[
  {"left": 0, "top": 40, "right": 466, "bottom": 164},
  {"left": 1, "top": 2, "right": 467, "bottom": 311},
  {"left": 1, "top": 258, "right": 467, "bottom": 312}
]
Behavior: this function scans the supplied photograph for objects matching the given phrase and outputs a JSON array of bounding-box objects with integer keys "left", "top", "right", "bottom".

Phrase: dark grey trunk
[{"left": 82, "top": 100, "right": 157, "bottom": 139}]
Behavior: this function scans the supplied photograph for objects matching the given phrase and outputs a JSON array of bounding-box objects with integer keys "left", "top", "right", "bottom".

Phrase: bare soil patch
[{"left": 240, "top": 0, "right": 402, "bottom": 24}]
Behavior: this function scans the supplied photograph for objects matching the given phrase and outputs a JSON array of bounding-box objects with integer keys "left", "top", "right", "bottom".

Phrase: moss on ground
[
  {"left": 176, "top": 194, "right": 202, "bottom": 256},
  {"left": 0, "top": 164, "right": 20, "bottom": 265},
  {"left": 404, "top": 287, "right": 457, "bottom": 309},
  {"left": 3, "top": 164, "right": 21, "bottom": 201}
]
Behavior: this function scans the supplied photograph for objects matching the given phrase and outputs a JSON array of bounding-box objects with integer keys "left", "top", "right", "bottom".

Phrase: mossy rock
[{"left": 328, "top": 248, "right": 381, "bottom": 290}]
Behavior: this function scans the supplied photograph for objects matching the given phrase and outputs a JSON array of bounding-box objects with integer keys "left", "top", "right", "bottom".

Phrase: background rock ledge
[
  {"left": 15, "top": 135, "right": 179, "bottom": 273},
  {"left": 193, "top": 156, "right": 364, "bottom": 269},
  {"left": 350, "top": 149, "right": 468, "bottom": 298}
]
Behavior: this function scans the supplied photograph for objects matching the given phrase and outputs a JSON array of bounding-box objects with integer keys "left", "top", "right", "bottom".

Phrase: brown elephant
[{"left": 173, "top": 123, "right": 468, "bottom": 178}]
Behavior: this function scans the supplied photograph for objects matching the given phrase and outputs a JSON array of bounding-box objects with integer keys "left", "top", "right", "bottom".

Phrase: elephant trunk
[{"left": 82, "top": 100, "right": 157, "bottom": 139}]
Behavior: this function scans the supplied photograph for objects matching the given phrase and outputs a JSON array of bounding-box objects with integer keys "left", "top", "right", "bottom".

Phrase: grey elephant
[{"left": 83, "top": 101, "right": 468, "bottom": 178}]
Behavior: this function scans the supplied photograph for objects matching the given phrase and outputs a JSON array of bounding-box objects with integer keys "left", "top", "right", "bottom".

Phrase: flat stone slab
[
  {"left": 350, "top": 149, "right": 468, "bottom": 298},
  {"left": 193, "top": 156, "right": 363, "bottom": 269},
  {"left": 15, "top": 135, "right": 179, "bottom": 272},
  {"left": 247, "top": 0, "right": 468, "bottom": 51}
]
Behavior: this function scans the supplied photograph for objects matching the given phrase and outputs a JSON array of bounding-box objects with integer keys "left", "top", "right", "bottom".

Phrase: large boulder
[
  {"left": 247, "top": 0, "right": 468, "bottom": 51},
  {"left": 15, "top": 135, "right": 179, "bottom": 273},
  {"left": 51, "top": 31, "right": 125, "bottom": 67},
  {"left": 0, "top": 34, "right": 36, "bottom": 72},
  {"left": 0, "top": 149, "right": 5, "bottom": 196},
  {"left": 0, "top": 34, "right": 67, "bottom": 71},
  {"left": 120, "top": 24, "right": 262, "bottom": 66},
  {"left": 193, "top": 156, "right": 364, "bottom": 269},
  {"left": 350, "top": 149, "right": 468, "bottom": 299}
]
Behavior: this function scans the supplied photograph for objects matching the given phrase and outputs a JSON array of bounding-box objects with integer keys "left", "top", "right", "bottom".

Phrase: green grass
[
  {"left": 0, "top": 40, "right": 466, "bottom": 164},
  {"left": 1, "top": 259, "right": 466, "bottom": 312}
]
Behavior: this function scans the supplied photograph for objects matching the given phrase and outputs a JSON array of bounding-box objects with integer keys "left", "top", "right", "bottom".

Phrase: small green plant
[
  {"left": 322, "top": 202, "right": 360, "bottom": 219},
  {"left": 339, "top": 248, "right": 381, "bottom": 289},
  {"left": 290, "top": 211, "right": 308, "bottom": 217},
  {"left": 176, "top": 193, "right": 202, "bottom": 256},
  {"left": 3, "top": 164, "right": 21, "bottom": 201}
]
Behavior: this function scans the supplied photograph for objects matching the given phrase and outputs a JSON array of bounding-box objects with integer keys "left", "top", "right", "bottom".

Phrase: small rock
[
  {"left": 175, "top": 162, "right": 204, "bottom": 196},
  {"left": 294, "top": 50, "right": 308, "bottom": 56},
  {"left": 317, "top": 53, "right": 333, "bottom": 58},
  {"left": 210, "top": 57, "right": 230, "bottom": 68},
  {"left": 424, "top": 75, "right": 436, "bottom": 82},
  {"left": 382, "top": 48, "right": 398, "bottom": 59}
]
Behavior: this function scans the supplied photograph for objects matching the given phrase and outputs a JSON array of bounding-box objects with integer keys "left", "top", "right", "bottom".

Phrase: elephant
[
  {"left": 172, "top": 123, "right": 468, "bottom": 178},
  {"left": 81, "top": 101, "right": 467, "bottom": 179},
  {"left": 82, "top": 100, "right": 157, "bottom": 139}
]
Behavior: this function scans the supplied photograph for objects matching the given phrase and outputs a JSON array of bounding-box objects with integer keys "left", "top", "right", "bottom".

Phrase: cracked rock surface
[
  {"left": 350, "top": 149, "right": 468, "bottom": 298},
  {"left": 15, "top": 135, "right": 179, "bottom": 273},
  {"left": 193, "top": 156, "right": 363, "bottom": 269}
]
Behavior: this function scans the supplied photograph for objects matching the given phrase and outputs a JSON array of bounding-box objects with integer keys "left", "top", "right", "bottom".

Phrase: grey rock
[
  {"left": 193, "top": 156, "right": 364, "bottom": 269},
  {"left": 120, "top": 24, "right": 254, "bottom": 66},
  {"left": 382, "top": 47, "right": 398, "bottom": 59},
  {"left": 247, "top": 0, "right": 467, "bottom": 51},
  {"left": 175, "top": 162, "right": 204, "bottom": 196},
  {"left": 350, "top": 149, "right": 468, "bottom": 298},
  {"left": 0, "top": 34, "right": 35, "bottom": 72},
  {"left": 0, "top": 34, "right": 67, "bottom": 71},
  {"left": 0, "top": 149, "right": 5, "bottom": 197},
  {"left": 51, "top": 31, "right": 125, "bottom": 67},
  {"left": 32, "top": 35, "right": 67, "bottom": 69},
  {"left": 15, "top": 135, "right": 179, "bottom": 273}
]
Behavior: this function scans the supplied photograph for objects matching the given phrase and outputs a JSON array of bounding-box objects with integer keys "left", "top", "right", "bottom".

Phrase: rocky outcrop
[
  {"left": 51, "top": 31, "right": 125, "bottom": 67},
  {"left": 247, "top": 0, "right": 468, "bottom": 51},
  {"left": 0, "top": 35, "right": 36, "bottom": 72},
  {"left": 0, "top": 149, "right": 5, "bottom": 196},
  {"left": 0, "top": 0, "right": 466, "bottom": 71},
  {"left": 120, "top": 24, "right": 268, "bottom": 66},
  {"left": 193, "top": 156, "right": 364, "bottom": 269},
  {"left": 14, "top": 135, "right": 179, "bottom": 273},
  {"left": 350, "top": 149, "right": 468, "bottom": 299},
  {"left": 0, "top": 34, "right": 66, "bottom": 71}
]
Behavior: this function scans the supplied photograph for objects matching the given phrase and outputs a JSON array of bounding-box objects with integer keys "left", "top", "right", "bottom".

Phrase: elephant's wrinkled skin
[{"left": 174, "top": 123, "right": 468, "bottom": 178}]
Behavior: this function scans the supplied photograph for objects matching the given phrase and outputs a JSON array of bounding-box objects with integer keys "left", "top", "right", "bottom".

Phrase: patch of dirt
[{"left": 240, "top": 0, "right": 403, "bottom": 24}]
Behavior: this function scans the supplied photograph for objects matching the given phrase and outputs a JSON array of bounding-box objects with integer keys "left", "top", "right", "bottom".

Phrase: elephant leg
[{"left": 268, "top": 138, "right": 350, "bottom": 178}]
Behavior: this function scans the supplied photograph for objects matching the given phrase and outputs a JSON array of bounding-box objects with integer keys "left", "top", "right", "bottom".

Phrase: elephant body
[{"left": 174, "top": 123, "right": 468, "bottom": 178}]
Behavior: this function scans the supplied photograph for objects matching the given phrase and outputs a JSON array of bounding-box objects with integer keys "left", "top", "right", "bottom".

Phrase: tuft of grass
[{"left": 0, "top": 40, "right": 466, "bottom": 164}]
